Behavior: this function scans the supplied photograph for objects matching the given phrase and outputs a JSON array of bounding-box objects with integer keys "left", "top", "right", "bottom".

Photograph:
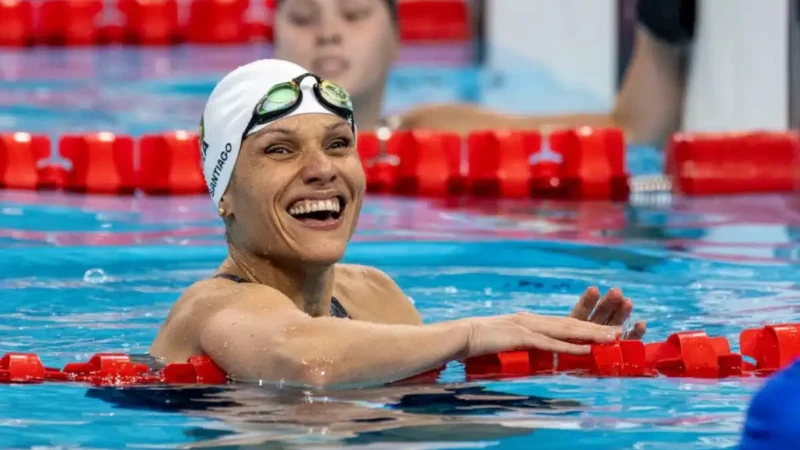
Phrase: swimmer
[
  {"left": 270, "top": 0, "right": 632, "bottom": 138},
  {"left": 150, "top": 58, "right": 647, "bottom": 388}
]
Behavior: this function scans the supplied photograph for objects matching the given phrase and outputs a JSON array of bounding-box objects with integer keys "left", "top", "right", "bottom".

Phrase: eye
[
  {"left": 263, "top": 145, "right": 293, "bottom": 156},
  {"left": 289, "top": 13, "right": 314, "bottom": 26},
  {"left": 343, "top": 7, "right": 371, "bottom": 21},
  {"left": 327, "top": 137, "right": 352, "bottom": 152}
]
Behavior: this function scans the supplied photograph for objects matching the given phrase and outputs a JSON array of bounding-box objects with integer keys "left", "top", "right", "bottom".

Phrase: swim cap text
[{"left": 209, "top": 143, "right": 233, "bottom": 197}]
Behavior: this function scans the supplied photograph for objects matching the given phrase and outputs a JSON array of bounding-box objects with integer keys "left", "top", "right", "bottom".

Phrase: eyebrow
[
  {"left": 258, "top": 127, "right": 295, "bottom": 136},
  {"left": 325, "top": 121, "right": 351, "bottom": 133},
  {"left": 252, "top": 120, "right": 350, "bottom": 140}
]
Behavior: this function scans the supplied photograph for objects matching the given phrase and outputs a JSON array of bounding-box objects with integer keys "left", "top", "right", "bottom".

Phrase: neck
[
  {"left": 352, "top": 89, "right": 385, "bottom": 131},
  {"left": 223, "top": 245, "right": 335, "bottom": 317}
]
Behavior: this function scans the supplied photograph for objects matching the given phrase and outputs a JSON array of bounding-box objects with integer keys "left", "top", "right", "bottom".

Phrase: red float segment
[
  {"left": 161, "top": 355, "right": 228, "bottom": 384},
  {"left": 63, "top": 353, "right": 157, "bottom": 386},
  {"left": 187, "top": 0, "right": 249, "bottom": 44},
  {"left": 391, "top": 130, "right": 462, "bottom": 196},
  {"left": 549, "top": 127, "right": 630, "bottom": 201},
  {"left": 744, "top": 132, "right": 800, "bottom": 193},
  {"left": 398, "top": 0, "right": 470, "bottom": 42},
  {"left": 62, "top": 353, "right": 149, "bottom": 376},
  {"left": 37, "top": 0, "right": 104, "bottom": 46},
  {"left": 0, "top": 133, "right": 51, "bottom": 190},
  {"left": 666, "top": 132, "right": 743, "bottom": 196},
  {"left": 666, "top": 131, "right": 800, "bottom": 196},
  {"left": 138, "top": 131, "right": 206, "bottom": 195},
  {"left": 358, "top": 132, "right": 398, "bottom": 193},
  {"left": 0, "top": 353, "right": 46, "bottom": 383},
  {"left": 465, "top": 340, "right": 650, "bottom": 380},
  {"left": 117, "top": 0, "right": 180, "bottom": 45},
  {"left": 464, "top": 350, "right": 539, "bottom": 379},
  {"left": 645, "top": 331, "right": 742, "bottom": 378},
  {"left": 59, "top": 132, "right": 136, "bottom": 194},
  {"left": 466, "top": 130, "right": 542, "bottom": 198},
  {"left": 740, "top": 324, "right": 800, "bottom": 376},
  {"left": 556, "top": 340, "right": 650, "bottom": 377},
  {"left": 0, "top": 0, "right": 34, "bottom": 46}
]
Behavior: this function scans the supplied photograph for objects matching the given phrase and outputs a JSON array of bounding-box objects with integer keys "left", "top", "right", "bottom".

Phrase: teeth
[{"left": 288, "top": 198, "right": 341, "bottom": 216}]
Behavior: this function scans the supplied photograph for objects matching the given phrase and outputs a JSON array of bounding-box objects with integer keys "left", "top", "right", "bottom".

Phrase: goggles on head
[{"left": 241, "top": 72, "right": 355, "bottom": 139}]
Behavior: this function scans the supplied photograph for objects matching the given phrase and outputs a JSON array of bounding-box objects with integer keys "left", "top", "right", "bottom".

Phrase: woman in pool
[
  {"left": 150, "top": 58, "right": 646, "bottom": 388},
  {"left": 271, "top": 0, "right": 655, "bottom": 143}
]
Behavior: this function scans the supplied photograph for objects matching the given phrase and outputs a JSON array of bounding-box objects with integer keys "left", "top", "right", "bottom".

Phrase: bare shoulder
[
  {"left": 150, "top": 277, "right": 289, "bottom": 362},
  {"left": 334, "top": 264, "right": 422, "bottom": 325}
]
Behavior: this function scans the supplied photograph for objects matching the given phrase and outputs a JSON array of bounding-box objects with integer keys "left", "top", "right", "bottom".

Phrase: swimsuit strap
[
  {"left": 329, "top": 297, "right": 351, "bottom": 319},
  {"left": 212, "top": 273, "right": 351, "bottom": 319},
  {"left": 213, "top": 273, "right": 247, "bottom": 283}
]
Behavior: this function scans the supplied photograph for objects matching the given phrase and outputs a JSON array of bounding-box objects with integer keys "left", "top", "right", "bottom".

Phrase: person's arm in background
[{"left": 398, "top": 0, "right": 695, "bottom": 148}]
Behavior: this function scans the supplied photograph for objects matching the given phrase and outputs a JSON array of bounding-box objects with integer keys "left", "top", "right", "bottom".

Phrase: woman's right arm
[{"left": 197, "top": 284, "right": 621, "bottom": 389}]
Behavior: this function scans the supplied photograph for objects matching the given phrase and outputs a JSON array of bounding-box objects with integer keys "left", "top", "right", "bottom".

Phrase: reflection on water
[
  {"left": 2, "top": 189, "right": 799, "bottom": 264},
  {"left": 88, "top": 381, "right": 579, "bottom": 447}
]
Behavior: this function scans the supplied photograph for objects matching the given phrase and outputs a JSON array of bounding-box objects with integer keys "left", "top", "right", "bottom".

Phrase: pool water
[{"left": 2, "top": 45, "right": 800, "bottom": 449}]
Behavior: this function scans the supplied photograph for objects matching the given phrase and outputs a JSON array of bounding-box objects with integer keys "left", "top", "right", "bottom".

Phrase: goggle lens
[
  {"left": 258, "top": 82, "right": 300, "bottom": 115},
  {"left": 319, "top": 80, "right": 353, "bottom": 111}
]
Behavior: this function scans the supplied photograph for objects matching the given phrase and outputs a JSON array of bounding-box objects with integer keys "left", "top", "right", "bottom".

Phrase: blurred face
[
  {"left": 223, "top": 114, "right": 366, "bottom": 266},
  {"left": 274, "top": 0, "right": 398, "bottom": 102}
]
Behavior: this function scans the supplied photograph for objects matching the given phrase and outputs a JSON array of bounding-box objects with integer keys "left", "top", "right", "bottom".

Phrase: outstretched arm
[
  {"left": 399, "top": 26, "right": 688, "bottom": 148},
  {"left": 195, "top": 282, "right": 621, "bottom": 389}
]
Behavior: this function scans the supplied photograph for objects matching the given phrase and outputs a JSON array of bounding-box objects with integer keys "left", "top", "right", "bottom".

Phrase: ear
[{"left": 218, "top": 195, "right": 233, "bottom": 218}]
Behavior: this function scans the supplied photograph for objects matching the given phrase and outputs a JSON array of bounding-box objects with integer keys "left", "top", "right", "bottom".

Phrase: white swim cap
[{"left": 199, "top": 59, "right": 346, "bottom": 206}]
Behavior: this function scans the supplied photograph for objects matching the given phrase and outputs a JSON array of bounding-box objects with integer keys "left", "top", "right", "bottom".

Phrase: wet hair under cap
[{"left": 275, "top": 0, "right": 398, "bottom": 26}]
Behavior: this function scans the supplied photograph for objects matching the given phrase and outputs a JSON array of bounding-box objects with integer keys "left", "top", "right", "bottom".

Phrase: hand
[
  {"left": 463, "top": 312, "right": 623, "bottom": 358},
  {"left": 568, "top": 287, "right": 647, "bottom": 340}
]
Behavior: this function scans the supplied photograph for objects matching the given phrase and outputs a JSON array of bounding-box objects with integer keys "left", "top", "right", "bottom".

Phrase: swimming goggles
[{"left": 242, "top": 72, "right": 355, "bottom": 139}]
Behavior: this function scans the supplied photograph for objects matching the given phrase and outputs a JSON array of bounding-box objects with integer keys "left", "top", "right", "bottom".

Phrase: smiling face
[
  {"left": 222, "top": 113, "right": 366, "bottom": 266},
  {"left": 273, "top": 0, "right": 398, "bottom": 103}
]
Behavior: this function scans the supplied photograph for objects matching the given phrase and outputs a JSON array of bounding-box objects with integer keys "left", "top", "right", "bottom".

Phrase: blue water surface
[{"left": 1, "top": 44, "right": 800, "bottom": 449}]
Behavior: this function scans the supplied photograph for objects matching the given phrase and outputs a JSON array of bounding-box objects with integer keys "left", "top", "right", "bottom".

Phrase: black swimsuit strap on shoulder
[{"left": 212, "top": 273, "right": 351, "bottom": 319}]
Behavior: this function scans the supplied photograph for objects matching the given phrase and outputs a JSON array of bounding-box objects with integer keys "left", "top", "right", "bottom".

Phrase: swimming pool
[{"left": 2, "top": 44, "right": 800, "bottom": 449}]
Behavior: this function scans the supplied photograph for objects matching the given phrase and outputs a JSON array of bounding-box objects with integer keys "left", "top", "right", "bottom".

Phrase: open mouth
[{"left": 287, "top": 196, "right": 346, "bottom": 226}]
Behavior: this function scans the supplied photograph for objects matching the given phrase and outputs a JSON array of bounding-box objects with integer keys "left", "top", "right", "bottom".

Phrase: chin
[{"left": 298, "top": 243, "right": 347, "bottom": 266}]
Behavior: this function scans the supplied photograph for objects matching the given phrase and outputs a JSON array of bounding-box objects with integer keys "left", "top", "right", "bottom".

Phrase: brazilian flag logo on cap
[{"left": 199, "top": 116, "right": 208, "bottom": 162}]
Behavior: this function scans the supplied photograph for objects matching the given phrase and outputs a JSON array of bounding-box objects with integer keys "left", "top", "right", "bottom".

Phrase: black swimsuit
[{"left": 213, "top": 273, "right": 351, "bottom": 319}]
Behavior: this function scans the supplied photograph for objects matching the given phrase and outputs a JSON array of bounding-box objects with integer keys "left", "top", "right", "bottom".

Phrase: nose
[
  {"left": 315, "top": 14, "right": 343, "bottom": 47},
  {"left": 300, "top": 149, "right": 337, "bottom": 187}
]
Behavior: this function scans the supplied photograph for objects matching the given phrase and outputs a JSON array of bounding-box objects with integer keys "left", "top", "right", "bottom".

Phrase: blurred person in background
[{"left": 272, "top": 0, "right": 691, "bottom": 147}]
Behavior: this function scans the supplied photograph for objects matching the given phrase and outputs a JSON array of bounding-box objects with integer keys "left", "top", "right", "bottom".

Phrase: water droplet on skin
[
  {"left": 605, "top": 328, "right": 622, "bottom": 340},
  {"left": 83, "top": 268, "right": 108, "bottom": 284}
]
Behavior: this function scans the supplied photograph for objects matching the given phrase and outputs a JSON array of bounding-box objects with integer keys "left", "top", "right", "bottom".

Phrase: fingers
[
  {"left": 568, "top": 287, "right": 600, "bottom": 320},
  {"left": 589, "top": 288, "right": 625, "bottom": 325},
  {"left": 606, "top": 297, "right": 633, "bottom": 326},
  {"left": 623, "top": 320, "right": 647, "bottom": 340},
  {"left": 526, "top": 315, "right": 622, "bottom": 343},
  {"left": 523, "top": 333, "right": 592, "bottom": 355}
]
